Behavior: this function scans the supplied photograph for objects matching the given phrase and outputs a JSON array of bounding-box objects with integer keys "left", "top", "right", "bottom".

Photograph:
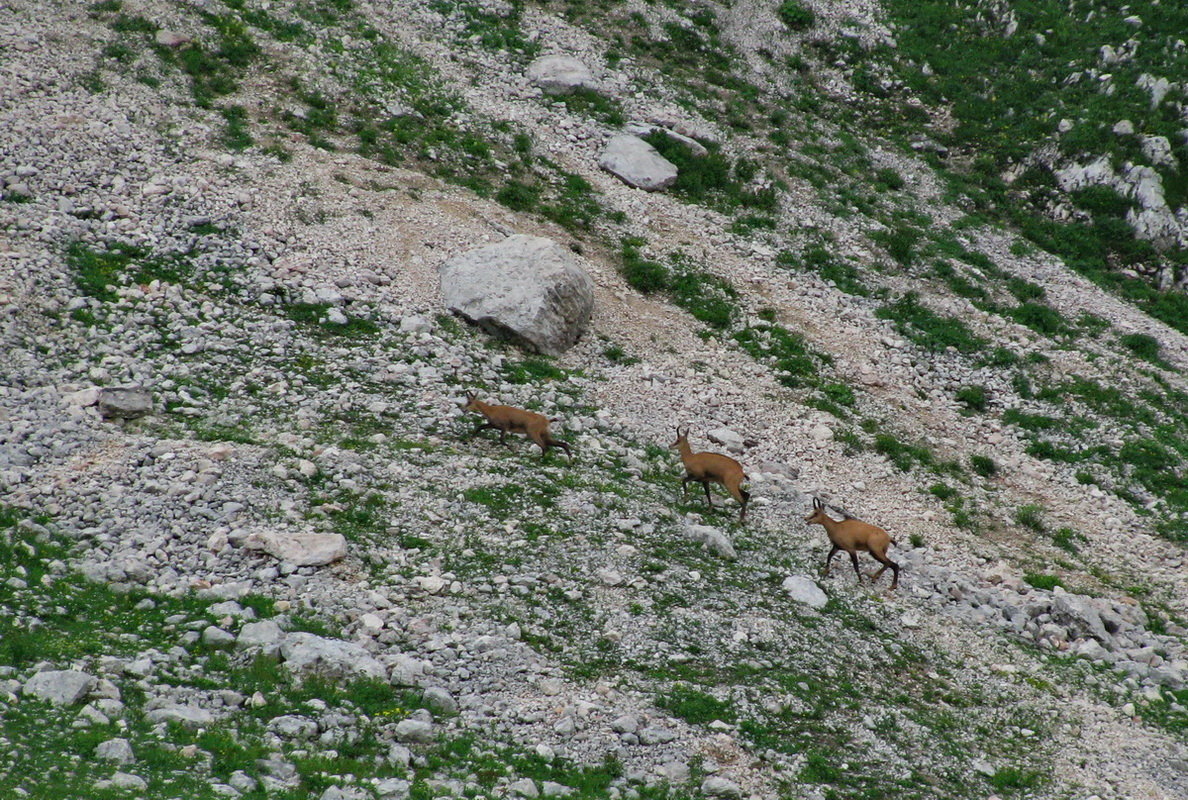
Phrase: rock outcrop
[
  {"left": 598, "top": 135, "right": 679, "bottom": 191},
  {"left": 439, "top": 235, "right": 595, "bottom": 355}
]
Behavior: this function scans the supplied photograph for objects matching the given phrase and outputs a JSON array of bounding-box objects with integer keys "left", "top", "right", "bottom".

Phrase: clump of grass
[
  {"left": 1051, "top": 526, "right": 1084, "bottom": 553},
  {"left": 733, "top": 324, "right": 827, "bottom": 389},
  {"left": 1119, "top": 332, "right": 1162, "bottom": 363},
  {"left": 66, "top": 241, "right": 194, "bottom": 301},
  {"left": 557, "top": 87, "right": 624, "bottom": 126},
  {"left": 876, "top": 292, "right": 986, "bottom": 353},
  {"left": 655, "top": 685, "right": 735, "bottom": 725},
  {"left": 1014, "top": 504, "right": 1045, "bottom": 532},
  {"left": 955, "top": 385, "right": 988, "bottom": 412},
  {"left": 777, "top": 0, "right": 815, "bottom": 30},
  {"left": 641, "top": 132, "right": 778, "bottom": 213},
  {"left": 874, "top": 433, "right": 934, "bottom": 472},
  {"left": 282, "top": 302, "right": 379, "bottom": 337},
  {"left": 219, "top": 104, "right": 253, "bottom": 150},
  {"left": 778, "top": 245, "right": 871, "bottom": 296},
  {"left": 970, "top": 454, "right": 997, "bottom": 477},
  {"left": 871, "top": 223, "right": 922, "bottom": 266},
  {"left": 618, "top": 240, "right": 738, "bottom": 329},
  {"left": 502, "top": 356, "right": 569, "bottom": 384}
]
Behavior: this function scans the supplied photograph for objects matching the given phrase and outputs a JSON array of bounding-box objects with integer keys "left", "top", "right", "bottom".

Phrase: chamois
[
  {"left": 462, "top": 392, "right": 572, "bottom": 459},
  {"left": 668, "top": 426, "right": 750, "bottom": 522},
  {"left": 804, "top": 497, "right": 899, "bottom": 589}
]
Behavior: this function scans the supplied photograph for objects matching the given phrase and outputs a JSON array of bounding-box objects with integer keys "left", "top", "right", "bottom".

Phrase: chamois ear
[{"left": 812, "top": 497, "right": 822, "bottom": 511}]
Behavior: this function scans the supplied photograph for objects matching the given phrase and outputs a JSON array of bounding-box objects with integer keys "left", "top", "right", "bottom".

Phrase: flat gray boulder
[
  {"left": 599, "top": 135, "right": 678, "bottom": 191},
  {"left": 96, "top": 738, "right": 135, "bottom": 764},
  {"left": 242, "top": 530, "right": 347, "bottom": 567},
  {"left": 527, "top": 55, "right": 597, "bottom": 95},
  {"left": 685, "top": 524, "right": 737, "bottom": 560},
  {"left": 147, "top": 704, "right": 215, "bottom": 730},
  {"left": 280, "top": 632, "right": 387, "bottom": 681},
  {"left": 23, "top": 670, "right": 95, "bottom": 705},
  {"left": 237, "top": 619, "right": 286, "bottom": 656},
  {"left": 98, "top": 386, "right": 152, "bottom": 419},
  {"left": 782, "top": 575, "right": 829, "bottom": 609},
  {"left": 439, "top": 235, "right": 594, "bottom": 356}
]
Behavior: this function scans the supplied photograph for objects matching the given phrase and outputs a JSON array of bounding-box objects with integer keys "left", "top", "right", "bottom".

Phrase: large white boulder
[
  {"left": 598, "top": 135, "right": 678, "bottom": 191},
  {"left": 279, "top": 632, "right": 387, "bottom": 681},
  {"left": 98, "top": 386, "right": 152, "bottom": 419},
  {"left": 23, "top": 670, "right": 95, "bottom": 705},
  {"left": 527, "top": 55, "right": 597, "bottom": 95},
  {"left": 781, "top": 575, "right": 829, "bottom": 609},
  {"left": 439, "top": 235, "right": 595, "bottom": 356},
  {"left": 242, "top": 530, "right": 347, "bottom": 567}
]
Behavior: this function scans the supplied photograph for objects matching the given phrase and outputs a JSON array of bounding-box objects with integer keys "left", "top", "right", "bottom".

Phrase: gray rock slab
[
  {"left": 97, "top": 386, "right": 153, "bottom": 419},
  {"left": 280, "top": 633, "right": 387, "bottom": 681},
  {"left": 701, "top": 776, "right": 742, "bottom": 799},
  {"left": 237, "top": 619, "right": 286, "bottom": 656},
  {"left": 685, "top": 524, "right": 737, "bottom": 560},
  {"left": 95, "top": 737, "right": 135, "bottom": 764},
  {"left": 394, "top": 718, "right": 434, "bottom": 744},
  {"left": 242, "top": 530, "right": 347, "bottom": 567},
  {"left": 782, "top": 576, "right": 829, "bottom": 609},
  {"left": 23, "top": 670, "right": 95, "bottom": 706},
  {"left": 527, "top": 55, "right": 597, "bottom": 95},
  {"left": 599, "top": 135, "right": 678, "bottom": 191},
  {"left": 147, "top": 704, "right": 215, "bottom": 730},
  {"left": 439, "top": 235, "right": 595, "bottom": 356}
]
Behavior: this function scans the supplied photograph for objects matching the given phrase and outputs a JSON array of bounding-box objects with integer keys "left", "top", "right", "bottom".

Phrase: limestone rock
[
  {"left": 23, "top": 670, "right": 95, "bottom": 706},
  {"left": 147, "top": 704, "right": 215, "bottom": 730},
  {"left": 97, "top": 386, "right": 152, "bottom": 420},
  {"left": 701, "top": 776, "right": 742, "bottom": 799},
  {"left": 279, "top": 632, "right": 387, "bottom": 681},
  {"left": 439, "top": 235, "right": 595, "bottom": 356},
  {"left": 598, "top": 135, "right": 679, "bottom": 191},
  {"left": 242, "top": 530, "right": 347, "bottom": 567},
  {"left": 526, "top": 55, "right": 597, "bottom": 95},
  {"left": 237, "top": 620, "right": 285, "bottom": 656},
  {"left": 96, "top": 738, "right": 135, "bottom": 764},
  {"left": 394, "top": 718, "right": 434, "bottom": 744},
  {"left": 685, "top": 524, "right": 737, "bottom": 560},
  {"left": 706, "top": 428, "right": 744, "bottom": 454},
  {"left": 781, "top": 576, "right": 829, "bottom": 609}
]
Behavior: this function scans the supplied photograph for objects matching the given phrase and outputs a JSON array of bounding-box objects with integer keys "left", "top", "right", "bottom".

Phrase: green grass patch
[
  {"left": 66, "top": 241, "right": 195, "bottom": 301},
  {"left": 876, "top": 292, "right": 986, "bottom": 354}
]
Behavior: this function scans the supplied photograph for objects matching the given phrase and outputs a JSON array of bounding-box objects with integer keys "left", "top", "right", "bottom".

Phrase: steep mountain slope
[{"left": 2, "top": 2, "right": 1187, "bottom": 799}]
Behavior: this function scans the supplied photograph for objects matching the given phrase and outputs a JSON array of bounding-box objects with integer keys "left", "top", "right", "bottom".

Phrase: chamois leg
[
  {"left": 734, "top": 487, "right": 750, "bottom": 523},
  {"left": 869, "top": 552, "right": 900, "bottom": 589},
  {"left": 823, "top": 545, "right": 840, "bottom": 577},
  {"left": 702, "top": 480, "right": 715, "bottom": 508},
  {"left": 472, "top": 422, "right": 498, "bottom": 437},
  {"left": 681, "top": 475, "right": 694, "bottom": 496},
  {"left": 848, "top": 551, "right": 863, "bottom": 583},
  {"left": 542, "top": 434, "right": 572, "bottom": 460}
]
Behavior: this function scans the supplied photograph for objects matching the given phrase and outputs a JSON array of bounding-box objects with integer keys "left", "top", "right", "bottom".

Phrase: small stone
[
  {"left": 509, "top": 778, "right": 539, "bottom": 798},
  {"left": 155, "top": 30, "right": 191, "bottom": 47},
  {"left": 203, "top": 626, "right": 236, "bottom": 648},
  {"left": 97, "top": 387, "right": 152, "bottom": 420},
  {"left": 394, "top": 718, "right": 434, "bottom": 744},
  {"left": 781, "top": 576, "right": 829, "bottom": 609},
  {"left": 23, "top": 670, "right": 95, "bottom": 706},
  {"left": 421, "top": 686, "right": 458, "bottom": 716},
  {"left": 95, "top": 738, "right": 135, "bottom": 764},
  {"left": 701, "top": 776, "right": 742, "bottom": 799}
]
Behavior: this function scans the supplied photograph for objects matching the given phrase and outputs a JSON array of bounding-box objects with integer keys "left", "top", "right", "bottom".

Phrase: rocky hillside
[{"left": 2, "top": 2, "right": 1187, "bottom": 799}]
